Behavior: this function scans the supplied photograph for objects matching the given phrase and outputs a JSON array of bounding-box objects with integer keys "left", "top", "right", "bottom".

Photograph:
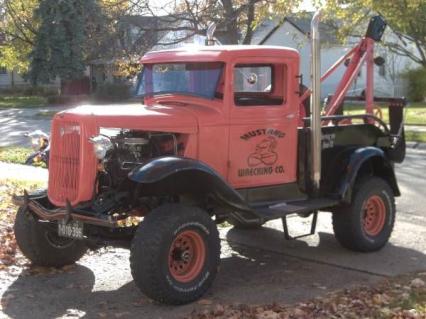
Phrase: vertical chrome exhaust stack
[
  {"left": 310, "top": 11, "right": 322, "bottom": 194},
  {"left": 206, "top": 22, "right": 217, "bottom": 46}
]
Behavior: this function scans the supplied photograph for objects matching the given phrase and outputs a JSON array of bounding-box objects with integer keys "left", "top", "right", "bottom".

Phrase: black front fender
[{"left": 128, "top": 156, "right": 249, "bottom": 211}]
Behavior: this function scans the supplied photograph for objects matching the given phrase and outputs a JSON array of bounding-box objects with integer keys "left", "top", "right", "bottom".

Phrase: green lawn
[
  {"left": 344, "top": 102, "right": 426, "bottom": 126},
  {"left": 405, "top": 131, "right": 426, "bottom": 143},
  {"left": 406, "top": 102, "right": 426, "bottom": 125},
  {"left": 341, "top": 102, "right": 426, "bottom": 141},
  {"left": 0, "top": 147, "right": 32, "bottom": 164},
  {"left": 35, "top": 110, "right": 57, "bottom": 118},
  {"left": 0, "top": 96, "right": 48, "bottom": 109},
  {"left": 0, "top": 147, "right": 48, "bottom": 167}
]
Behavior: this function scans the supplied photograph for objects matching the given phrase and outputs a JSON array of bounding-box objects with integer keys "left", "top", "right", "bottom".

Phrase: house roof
[{"left": 252, "top": 13, "right": 339, "bottom": 45}]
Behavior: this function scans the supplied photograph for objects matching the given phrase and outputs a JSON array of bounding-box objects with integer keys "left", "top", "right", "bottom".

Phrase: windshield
[{"left": 136, "top": 62, "right": 224, "bottom": 99}]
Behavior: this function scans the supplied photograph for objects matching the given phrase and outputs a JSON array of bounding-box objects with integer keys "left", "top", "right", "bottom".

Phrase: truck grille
[
  {"left": 48, "top": 121, "right": 81, "bottom": 204},
  {"left": 48, "top": 117, "right": 98, "bottom": 206}
]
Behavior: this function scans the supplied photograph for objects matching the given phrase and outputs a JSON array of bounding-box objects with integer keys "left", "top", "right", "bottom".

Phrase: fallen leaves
[
  {"left": 0, "top": 181, "right": 38, "bottom": 271},
  {"left": 0, "top": 226, "right": 17, "bottom": 266},
  {"left": 411, "top": 278, "right": 425, "bottom": 289},
  {"left": 185, "top": 272, "right": 426, "bottom": 319},
  {"left": 0, "top": 180, "right": 49, "bottom": 273}
]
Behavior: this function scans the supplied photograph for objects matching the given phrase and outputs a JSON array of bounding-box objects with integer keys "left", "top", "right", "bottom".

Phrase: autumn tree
[
  {"left": 0, "top": 0, "right": 130, "bottom": 77},
  {"left": 28, "top": 0, "right": 109, "bottom": 84},
  {"left": 0, "top": 0, "right": 39, "bottom": 73},
  {"left": 324, "top": 0, "right": 426, "bottom": 69},
  {"left": 130, "top": 0, "right": 301, "bottom": 45}
]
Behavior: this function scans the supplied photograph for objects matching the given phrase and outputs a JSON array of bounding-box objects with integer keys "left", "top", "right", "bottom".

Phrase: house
[
  {"left": 89, "top": 14, "right": 234, "bottom": 85},
  {"left": 0, "top": 67, "right": 29, "bottom": 89},
  {"left": 251, "top": 14, "right": 415, "bottom": 98},
  {"left": 0, "top": 33, "right": 30, "bottom": 89},
  {"left": 0, "top": 32, "right": 61, "bottom": 90},
  {"left": 89, "top": 15, "right": 181, "bottom": 88}
]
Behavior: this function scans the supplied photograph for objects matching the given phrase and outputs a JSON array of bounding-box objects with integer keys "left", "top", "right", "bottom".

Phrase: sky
[
  {"left": 147, "top": 0, "right": 318, "bottom": 15},
  {"left": 299, "top": 0, "right": 317, "bottom": 11}
]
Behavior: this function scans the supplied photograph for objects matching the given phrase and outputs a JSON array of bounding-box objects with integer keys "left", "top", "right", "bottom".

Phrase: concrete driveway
[{"left": 0, "top": 148, "right": 425, "bottom": 319}]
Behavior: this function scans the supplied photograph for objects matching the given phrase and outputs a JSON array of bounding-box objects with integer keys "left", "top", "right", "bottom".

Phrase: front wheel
[
  {"left": 130, "top": 204, "right": 221, "bottom": 304},
  {"left": 332, "top": 177, "right": 395, "bottom": 252},
  {"left": 14, "top": 208, "right": 87, "bottom": 266}
]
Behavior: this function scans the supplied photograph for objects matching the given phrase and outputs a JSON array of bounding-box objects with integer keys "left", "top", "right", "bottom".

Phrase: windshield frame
[{"left": 135, "top": 62, "right": 224, "bottom": 100}]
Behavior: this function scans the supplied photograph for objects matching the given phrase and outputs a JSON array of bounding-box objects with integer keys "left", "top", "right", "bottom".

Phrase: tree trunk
[
  {"left": 11, "top": 69, "right": 15, "bottom": 88},
  {"left": 220, "top": 0, "right": 241, "bottom": 44},
  {"left": 242, "top": 0, "right": 256, "bottom": 44}
]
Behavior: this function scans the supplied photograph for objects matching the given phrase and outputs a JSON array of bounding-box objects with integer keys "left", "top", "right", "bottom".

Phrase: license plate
[{"left": 58, "top": 220, "right": 84, "bottom": 239}]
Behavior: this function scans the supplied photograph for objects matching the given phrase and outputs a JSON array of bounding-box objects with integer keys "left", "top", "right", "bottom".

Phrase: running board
[{"left": 251, "top": 198, "right": 338, "bottom": 222}]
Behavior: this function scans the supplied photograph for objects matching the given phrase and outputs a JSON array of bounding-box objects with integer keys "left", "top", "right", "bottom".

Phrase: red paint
[
  {"left": 363, "top": 195, "right": 386, "bottom": 236},
  {"left": 47, "top": 38, "right": 381, "bottom": 207},
  {"left": 365, "top": 38, "right": 375, "bottom": 116},
  {"left": 168, "top": 230, "right": 206, "bottom": 283},
  {"left": 48, "top": 46, "right": 300, "bottom": 206},
  {"left": 301, "top": 37, "right": 378, "bottom": 123}
]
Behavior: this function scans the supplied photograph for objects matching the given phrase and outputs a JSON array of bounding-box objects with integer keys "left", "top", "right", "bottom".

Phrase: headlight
[
  {"left": 27, "top": 130, "right": 49, "bottom": 150},
  {"left": 89, "top": 135, "right": 113, "bottom": 160}
]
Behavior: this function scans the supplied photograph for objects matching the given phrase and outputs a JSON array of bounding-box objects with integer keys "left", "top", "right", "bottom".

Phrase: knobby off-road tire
[
  {"left": 14, "top": 208, "right": 87, "bottom": 267},
  {"left": 130, "top": 204, "right": 221, "bottom": 305},
  {"left": 333, "top": 177, "right": 395, "bottom": 252}
]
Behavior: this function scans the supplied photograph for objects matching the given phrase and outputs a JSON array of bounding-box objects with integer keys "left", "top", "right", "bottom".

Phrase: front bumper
[{"left": 12, "top": 191, "right": 117, "bottom": 228}]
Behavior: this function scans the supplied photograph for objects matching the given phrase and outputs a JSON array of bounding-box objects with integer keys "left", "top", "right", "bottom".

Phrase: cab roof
[{"left": 140, "top": 45, "right": 300, "bottom": 64}]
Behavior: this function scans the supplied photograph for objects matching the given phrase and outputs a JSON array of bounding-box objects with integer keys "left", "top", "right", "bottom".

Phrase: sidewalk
[
  {"left": 0, "top": 162, "right": 48, "bottom": 182},
  {"left": 406, "top": 125, "right": 426, "bottom": 133}
]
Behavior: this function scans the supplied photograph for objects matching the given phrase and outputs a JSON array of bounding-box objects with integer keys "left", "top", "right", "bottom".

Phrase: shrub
[
  {"left": 0, "top": 86, "right": 58, "bottom": 97},
  {"left": 93, "top": 83, "right": 132, "bottom": 102},
  {"left": 46, "top": 94, "right": 88, "bottom": 106},
  {"left": 404, "top": 68, "right": 426, "bottom": 102}
]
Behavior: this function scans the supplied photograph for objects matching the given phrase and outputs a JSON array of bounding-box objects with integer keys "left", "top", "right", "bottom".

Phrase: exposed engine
[{"left": 101, "top": 130, "right": 180, "bottom": 189}]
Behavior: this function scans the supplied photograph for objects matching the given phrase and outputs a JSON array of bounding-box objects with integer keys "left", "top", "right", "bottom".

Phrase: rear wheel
[
  {"left": 14, "top": 208, "right": 87, "bottom": 267},
  {"left": 332, "top": 177, "right": 395, "bottom": 252},
  {"left": 130, "top": 204, "right": 220, "bottom": 304}
]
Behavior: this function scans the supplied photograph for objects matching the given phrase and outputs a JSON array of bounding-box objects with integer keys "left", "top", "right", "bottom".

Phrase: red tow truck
[{"left": 13, "top": 13, "right": 406, "bottom": 304}]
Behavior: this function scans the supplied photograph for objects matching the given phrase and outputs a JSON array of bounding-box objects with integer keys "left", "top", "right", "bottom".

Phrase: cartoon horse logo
[{"left": 247, "top": 136, "right": 278, "bottom": 167}]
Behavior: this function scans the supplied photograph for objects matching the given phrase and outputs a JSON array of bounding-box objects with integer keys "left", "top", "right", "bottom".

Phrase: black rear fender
[
  {"left": 128, "top": 157, "right": 249, "bottom": 211},
  {"left": 323, "top": 146, "right": 400, "bottom": 203}
]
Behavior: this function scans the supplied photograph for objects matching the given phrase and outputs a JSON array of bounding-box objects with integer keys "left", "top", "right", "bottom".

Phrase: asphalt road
[
  {"left": 0, "top": 107, "right": 66, "bottom": 147},
  {"left": 0, "top": 147, "right": 425, "bottom": 319}
]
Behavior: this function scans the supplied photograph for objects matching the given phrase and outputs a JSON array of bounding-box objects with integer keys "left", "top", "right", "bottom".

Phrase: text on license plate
[{"left": 58, "top": 220, "right": 84, "bottom": 239}]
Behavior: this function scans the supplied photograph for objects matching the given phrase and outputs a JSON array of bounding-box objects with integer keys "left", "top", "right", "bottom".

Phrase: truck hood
[{"left": 58, "top": 103, "right": 198, "bottom": 133}]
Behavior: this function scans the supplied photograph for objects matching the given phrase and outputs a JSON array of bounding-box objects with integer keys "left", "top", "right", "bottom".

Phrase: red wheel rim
[
  {"left": 168, "top": 230, "right": 206, "bottom": 283},
  {"left": 362, "top": 195, "right": 386, "bottom": 236}
]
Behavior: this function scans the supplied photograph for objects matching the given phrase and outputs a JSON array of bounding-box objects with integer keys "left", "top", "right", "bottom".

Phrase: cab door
[{"left": 227, "top": 57, "right": 299, "bottom": 188}]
